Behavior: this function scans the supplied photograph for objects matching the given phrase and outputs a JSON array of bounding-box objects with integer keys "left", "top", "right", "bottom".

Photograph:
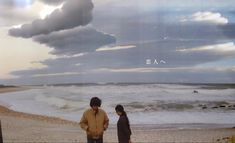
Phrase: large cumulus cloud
[
  {"left": 9, "top": 0, "right": 93, "bottom": 38},
  {"left": 34, "top": 27, "right": 116, "bottom": 55},
  {"left": 7, "top": 0, "right": 116, "bottom": 56},
  {"left": 4, "top": 0, "right": 235, "bottom": 84}
]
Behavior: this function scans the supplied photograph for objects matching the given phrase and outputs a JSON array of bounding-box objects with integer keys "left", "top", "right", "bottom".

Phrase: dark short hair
[
  {"left": 90, "top": 97, "right": 101, "bottom": 107},
  {"left": 115, "top": 104, "right": 124, "bottom": 112}
]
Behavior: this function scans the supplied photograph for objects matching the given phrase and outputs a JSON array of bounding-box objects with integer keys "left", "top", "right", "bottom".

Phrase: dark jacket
[{"left": 117, "top": 115, "right": 131, "bottom": 143}]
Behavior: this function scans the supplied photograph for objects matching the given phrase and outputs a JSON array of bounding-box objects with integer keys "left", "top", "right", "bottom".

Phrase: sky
[{"left": 0, "top": 0, "right": 235, "bottom": 85}]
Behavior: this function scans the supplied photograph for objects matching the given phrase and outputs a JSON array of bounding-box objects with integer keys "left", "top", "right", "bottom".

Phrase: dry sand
[{"left": 0, "top": 88, "right": 235, "bottom": 143}]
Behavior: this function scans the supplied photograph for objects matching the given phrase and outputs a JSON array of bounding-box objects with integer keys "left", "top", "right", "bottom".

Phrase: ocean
[{"left": 0, "top": 83, "right": 234, "bottom": 128}]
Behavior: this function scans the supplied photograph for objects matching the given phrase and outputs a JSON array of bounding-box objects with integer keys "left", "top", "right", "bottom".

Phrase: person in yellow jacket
[{"left": 80, "top": 97, "right": 109, "bottom": 143}]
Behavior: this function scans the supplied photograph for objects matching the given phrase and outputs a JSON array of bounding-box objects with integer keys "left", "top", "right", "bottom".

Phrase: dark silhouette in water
[{"left": 193, "top": 90, "right": 199, "bottom": 93}]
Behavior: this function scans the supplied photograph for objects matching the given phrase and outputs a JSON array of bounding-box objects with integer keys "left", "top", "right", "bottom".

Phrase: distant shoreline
[{"left": 0, "top": 86, "right": 30, "bottom": 94}]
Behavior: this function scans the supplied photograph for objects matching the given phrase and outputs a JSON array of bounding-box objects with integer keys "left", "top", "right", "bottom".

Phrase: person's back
[{"left": 80, "top": 97, "right": 109, "bottom": 143}]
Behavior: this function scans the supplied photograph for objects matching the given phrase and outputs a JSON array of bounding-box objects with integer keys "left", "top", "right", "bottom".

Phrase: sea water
[{"left": 0, "top": 84, "right": 234, "bottom": 128}]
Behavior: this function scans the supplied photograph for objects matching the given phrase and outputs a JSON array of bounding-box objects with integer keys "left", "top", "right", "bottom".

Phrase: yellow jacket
[{"left": 79, "top": 108, "right": 109, "bottom": 139}]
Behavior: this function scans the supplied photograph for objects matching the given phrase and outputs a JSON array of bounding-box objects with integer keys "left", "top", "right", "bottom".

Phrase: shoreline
[
  {"left": 0, "top": 86, "right": 30, "bottom": 94},
  {"left": 1, "top": 105, "right": 235, "bottom": 143},
  {"left": 1, "top": 102, "right": 234, "bottom": 130},
  {"left": 2, "top": 103, "right": 234, "bottom": 129},
  {"left": 0, "top": 88, "right": 235, "bottom": 142},
  {"left": 0, "top": 105, "right": 79, "bottom": 125}
]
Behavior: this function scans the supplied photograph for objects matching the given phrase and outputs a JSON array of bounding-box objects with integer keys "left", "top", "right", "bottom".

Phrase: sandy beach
[
  {"left": 0, "top": 88, "right": 235, "bottom": 143},
  {"left": 0, "top": 86, "right": 29, "bottom": 94}
]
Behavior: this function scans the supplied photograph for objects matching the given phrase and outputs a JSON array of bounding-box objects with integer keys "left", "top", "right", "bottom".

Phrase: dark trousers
[{"left": 87, "top": 136, "right": 103, "bottom": 143}]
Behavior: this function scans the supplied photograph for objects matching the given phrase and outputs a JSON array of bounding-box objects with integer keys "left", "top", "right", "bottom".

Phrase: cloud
[
  {"left": 177, "top": 42, "right": 235, "bottom": 53},
  {"left": 9, "top": 0, "right": 93, "bottom": 38},
  {"left": 93, "top": 11, "right": 232, "bottom": 45},
  {"left": 75, "top": 41, "right": 235, "bottom": 69},
  {"left": 0, "top": 0, "right": 34, "bottom": 7},
  {"left": 3, "top": 4, "right": 235, "bottom": 84},
  {"left": 7, "top": 65, "right": 235, "bottom": 85},
  {"left": 92, "top": 67, "right": 171, "bottom": 73},
  {"left": 7, "top": 38, "right": 235, "bottom": 84},
  {"left": 39, "top": 4, "right": 63, "bottom": 19},
  {"left": 93, "top": 0, "right": 235, "bottom": 12},
  {"left": 57, "top": 53, "right": 87, "bottom": 59},
  {"left": 38, "top": 0, "right": 65, "bottom": 5},
  {"left": 32, "top": 72, "right": 81, "bottom": 77},
  {"left": 96, "top": 45, "right": 136, "bottom": 52},
  {"left": 92, "top": 66, "right": 235, "bottom": 74},
  {"left": 11, "top": 40, "right": 235, "bottom": 79},
  {"left": 0, "top": 1, "right": 44, "bottom": 26},
  {"left": 181, "top": 11, "right": 228, "bottom": 25},
  {"left": 220, "top": 23, "right": 235, "bottom": 39},
  {"left": 33, "top": 26, "right": 116, "bottom": 55}
]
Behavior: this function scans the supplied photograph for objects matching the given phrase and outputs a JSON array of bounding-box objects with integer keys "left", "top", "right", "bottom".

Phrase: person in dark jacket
[{"left": 115, "top": 104, "right": 132, "bottom": 143}]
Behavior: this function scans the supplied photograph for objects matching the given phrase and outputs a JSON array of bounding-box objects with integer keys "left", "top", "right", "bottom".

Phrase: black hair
[
  {"left": 90, "top": 97, "right": 101, "bottom": 107},
  {"left": 115, "top": 104, "right": 132, "bottom": 134}
]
